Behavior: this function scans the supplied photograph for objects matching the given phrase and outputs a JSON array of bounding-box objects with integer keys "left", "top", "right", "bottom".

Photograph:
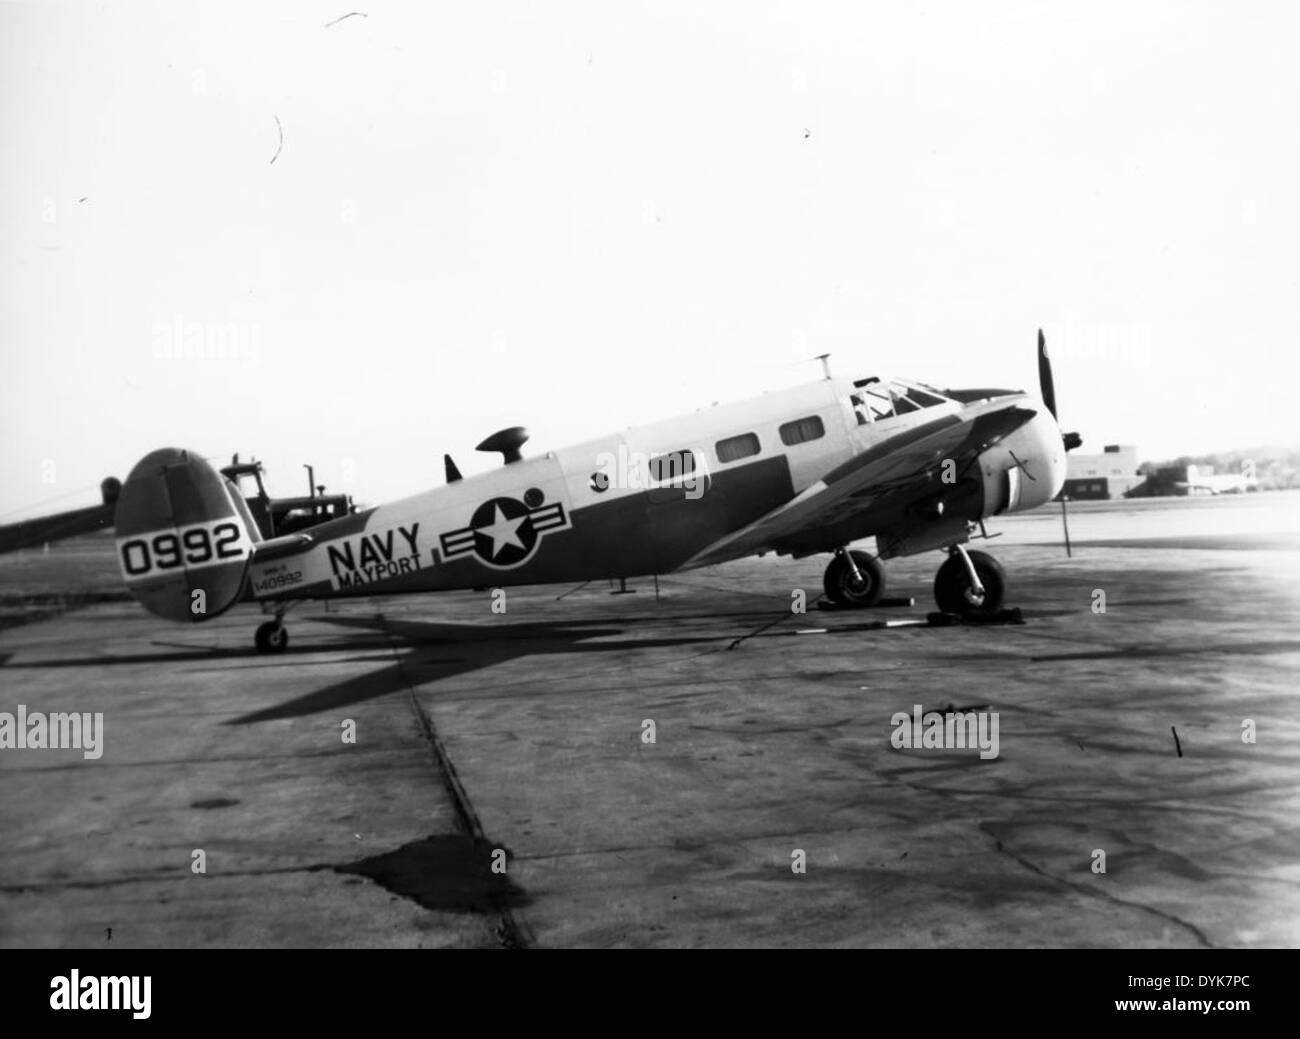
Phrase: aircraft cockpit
[{"left": 848, "top": 377, "right": 952, "bottom": 426}]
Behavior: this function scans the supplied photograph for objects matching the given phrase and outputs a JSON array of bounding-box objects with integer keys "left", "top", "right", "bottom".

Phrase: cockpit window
[
  {"left": 905, "top": 384, "right": 949, "bottom": 407},
  {"left": 850, "top": 378, "right": 949, "bottom": 424}
]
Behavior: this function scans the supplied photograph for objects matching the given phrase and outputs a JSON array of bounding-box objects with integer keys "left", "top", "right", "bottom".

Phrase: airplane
[{"left": 107, "top": 331, "right": 1080, "bottom": 652}]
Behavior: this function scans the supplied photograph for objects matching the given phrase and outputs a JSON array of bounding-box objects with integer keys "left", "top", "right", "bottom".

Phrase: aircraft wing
[
  {"left": 681, "top": 403, "right": 1037, "bottom": 568},
  {"left": 0, "top": 503, "right": 115, "bottom": 555}
]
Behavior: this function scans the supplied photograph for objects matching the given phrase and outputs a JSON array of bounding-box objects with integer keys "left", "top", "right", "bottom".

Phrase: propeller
[
  {"left": 1037, "top": 329, "right": 1082, "bottom": 452},
  {"left": 1037, "top": 328, "right": 1083, "bottom": 557}
]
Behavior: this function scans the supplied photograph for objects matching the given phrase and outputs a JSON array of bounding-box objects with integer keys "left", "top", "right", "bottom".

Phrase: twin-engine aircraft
[{"left": 111, "top": 332, "right": 1080, "bottom": 652}]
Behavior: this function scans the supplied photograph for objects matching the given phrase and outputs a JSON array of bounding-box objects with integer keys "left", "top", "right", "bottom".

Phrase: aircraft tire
[
  {"left": 255, "top": 621, "right": 289, "bottom": 654},
  {"left": 934, "top": 550, "right": 1005, "bottom": 616},
  {"left": 823, "top": 550, "right": 886, "bottom": 607}
]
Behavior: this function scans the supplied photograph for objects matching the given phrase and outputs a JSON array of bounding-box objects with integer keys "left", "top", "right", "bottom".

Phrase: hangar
[{"left": 1058, "top": 444, "right": 1143, "bottom": 500}]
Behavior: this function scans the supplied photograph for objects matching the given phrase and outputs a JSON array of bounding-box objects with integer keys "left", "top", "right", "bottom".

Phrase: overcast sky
[{"left": 2, "top": 1, "right": 1296, "bottom": 519}]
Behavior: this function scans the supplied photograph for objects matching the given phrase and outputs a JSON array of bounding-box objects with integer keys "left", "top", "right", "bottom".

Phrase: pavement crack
[
  {"left": 373, "top": 611, "right": 535, "bottom": 949},
  {"left": 977, "top": 822, "right": 1218, "bottom": 949}
]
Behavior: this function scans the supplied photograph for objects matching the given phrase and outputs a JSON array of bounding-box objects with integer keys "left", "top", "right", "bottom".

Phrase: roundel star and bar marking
[{"left": 439, "top": 491, "right": 571, "bottom": 569}]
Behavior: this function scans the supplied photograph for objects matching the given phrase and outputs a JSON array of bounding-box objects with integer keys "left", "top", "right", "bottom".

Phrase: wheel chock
[
  {"left": 926, "top": 607, "right": 1024, "bottom": 626},
  {"left": 818, "top": 595, "right": 914, "bottom": 612}
]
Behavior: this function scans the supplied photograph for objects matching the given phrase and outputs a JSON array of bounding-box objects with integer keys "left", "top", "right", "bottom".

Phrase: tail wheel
[
  {"left": 823, "top": 550, "right": 886, "bottom": 608},
  {"left": 255, "top": 621, "right": 289, "bottom": 654},
  {"left": 934, "top": 549, "right": 1006, "bottom": 615}
]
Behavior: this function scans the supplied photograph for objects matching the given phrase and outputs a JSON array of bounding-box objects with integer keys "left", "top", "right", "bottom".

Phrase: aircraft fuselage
[{"left": 244, "top": 376, "right": 1064, "bottom": 603}]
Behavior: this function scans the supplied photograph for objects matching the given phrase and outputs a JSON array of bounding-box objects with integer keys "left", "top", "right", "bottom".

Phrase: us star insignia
[{"left": 439, "top": 493, "right": 570, "bottom": 569}]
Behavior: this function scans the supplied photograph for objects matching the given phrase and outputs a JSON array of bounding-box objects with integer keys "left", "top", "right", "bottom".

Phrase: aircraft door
[{"left": 643, "top": 447, "right": 730, "bottom": 572}]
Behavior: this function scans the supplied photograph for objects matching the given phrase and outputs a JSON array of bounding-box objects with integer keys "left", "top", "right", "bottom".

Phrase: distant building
[{"left": 1058, "top": 444, "right": 1143, "bottom": 500}]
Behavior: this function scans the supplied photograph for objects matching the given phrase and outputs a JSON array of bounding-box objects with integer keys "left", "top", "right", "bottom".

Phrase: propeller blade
[
  {"left": 1037, "top": 328, "right": 1081, "bottom": 452},
  {"left": 1037, "top": 328, "right": 1058, "bottom": 420},
  {"left": 1059, "top": 495, "right": 1073, "bottom": 557}
]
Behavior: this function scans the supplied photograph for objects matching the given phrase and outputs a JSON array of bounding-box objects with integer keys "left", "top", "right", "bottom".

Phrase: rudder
[{"left": 114, "top": 448, "right": 257, "bottom": 622}]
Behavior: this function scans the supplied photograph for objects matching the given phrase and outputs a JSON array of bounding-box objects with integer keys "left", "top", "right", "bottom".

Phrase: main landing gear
[
  {"left": 822, "top": 543, "right": 1006, "bottom": 617},
  {"left": 933, "top": 545, "right": 1005, "bottom": 616},
  {"left": 823, "top": 548, "right": 886, "bottom": 607}
]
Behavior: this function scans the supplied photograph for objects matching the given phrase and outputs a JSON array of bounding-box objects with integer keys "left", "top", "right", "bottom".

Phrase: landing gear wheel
[
  {"left": 255, "top": 621, "right": 289, "bottom": 654},
  {"left": 823, "top": 550, "right": 886, "bottom": 608},
  {"left": 934, "top": 549, "right": 1005, "bottom": 616}
]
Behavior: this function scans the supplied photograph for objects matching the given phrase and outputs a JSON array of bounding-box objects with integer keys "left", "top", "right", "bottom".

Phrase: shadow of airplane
[
  {"left": 1, "top": 610, "right": 733, "bottom": 722},
  {"left": 225, "top": 613, "right": 731, "bottom": 724},
  {"left": 3, "top": 601, "right": 959, "bottom": 726}
]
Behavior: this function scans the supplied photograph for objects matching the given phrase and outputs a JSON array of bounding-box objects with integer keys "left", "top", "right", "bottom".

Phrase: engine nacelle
[
  {"left": 876, "top": 515, "right": 973, "bottom": 560},
  {"left": 976, "top": 408, "right": 1067, "bottom": 515}
]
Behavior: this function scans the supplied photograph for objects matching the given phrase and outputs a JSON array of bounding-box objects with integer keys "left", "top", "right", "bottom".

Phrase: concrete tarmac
[{"left": 2, "top": 492, "right": 1298, "bottom": 947}]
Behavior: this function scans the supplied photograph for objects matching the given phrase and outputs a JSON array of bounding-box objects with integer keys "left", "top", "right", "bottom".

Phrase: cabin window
[
  {"left": 779, "top": 415, "right": 825, "bottom": 446},
  {"left": 716, "top": 432, "right": 760, "bottom": 463},
  {"left": 648, "top": 450, "right": 696, "bottom": 481}
]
